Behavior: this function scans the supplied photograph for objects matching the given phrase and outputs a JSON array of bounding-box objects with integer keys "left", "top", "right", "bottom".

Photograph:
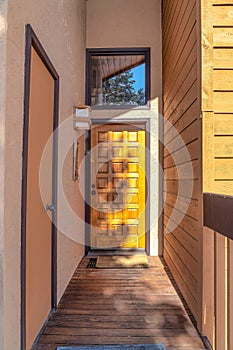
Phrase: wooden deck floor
[{"left": 34, "top": 256, "right": 206, "bottom": 350}]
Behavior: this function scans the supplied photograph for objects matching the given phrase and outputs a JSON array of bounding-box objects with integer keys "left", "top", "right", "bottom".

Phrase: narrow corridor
[{"left": 33, "top": 256, "right": 205, "bottom": 350}]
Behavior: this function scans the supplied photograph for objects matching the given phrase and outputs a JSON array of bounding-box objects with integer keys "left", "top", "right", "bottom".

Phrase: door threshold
[{"left": 87, "top": 248, "right": 146, "bottom": 256}]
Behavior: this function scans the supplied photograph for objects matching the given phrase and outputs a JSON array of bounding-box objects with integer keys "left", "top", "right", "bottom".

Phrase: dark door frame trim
[
  {"left": 21, "top": 24, "right": 59, "bottom": 350},
  {"left": 85, "top": 118, "right": 150, "bottom": 255}
]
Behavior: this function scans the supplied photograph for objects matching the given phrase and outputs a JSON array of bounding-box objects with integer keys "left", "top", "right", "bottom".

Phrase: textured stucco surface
[
  {"left": 3, "top": 1, "right": 86, "bottom": 349},
  {"left": 87, "top": 0, "right": 162, "bottom": 102},
  {"left": 1, "top": 1, "right": 162, "bottom": 348},
  {"left": 0, "top": 2, "right": 8, "bottom": 349},
  {"left": 87, "top": 0, "right": 162, "bottom": 255}
]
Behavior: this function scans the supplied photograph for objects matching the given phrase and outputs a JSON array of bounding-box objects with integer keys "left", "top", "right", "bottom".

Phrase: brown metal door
[
  {"left": 90, "top": 124, "right": 146, "bottom": 249},
  {"left": 26, "top": 47, "right": 54, "bottom": 350}
]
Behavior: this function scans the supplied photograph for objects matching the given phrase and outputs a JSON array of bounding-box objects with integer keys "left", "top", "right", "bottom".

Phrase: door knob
[
  {"left": 91, "top": 190, "right": 96, "bottom": 195},
  {"left": 46, "top": 203, "right": 56, "bottom": 212}
]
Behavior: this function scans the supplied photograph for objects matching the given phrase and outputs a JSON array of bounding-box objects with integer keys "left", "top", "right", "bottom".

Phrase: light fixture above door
[{"left": 73, "top": 105, "right": 92, "bottom": 130}]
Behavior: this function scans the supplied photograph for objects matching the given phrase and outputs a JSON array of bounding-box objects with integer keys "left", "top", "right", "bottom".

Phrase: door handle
[
  {"left": 46, "top": 203, "right": 56, "bottom": 212},
  {"left": 91, "top": 190, "right": 96, "bottom": 195}
]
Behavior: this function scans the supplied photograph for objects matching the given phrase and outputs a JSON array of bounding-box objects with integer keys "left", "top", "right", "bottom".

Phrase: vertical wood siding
[
  {"left": 162, "top": 0, "right": 202, "bottom": 323},
  {"left": 204, "top": 229, "right": 233, "bottom": 350}
]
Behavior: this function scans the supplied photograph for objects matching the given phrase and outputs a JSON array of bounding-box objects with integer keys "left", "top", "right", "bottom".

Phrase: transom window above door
[{"left": 86, "top": 48, "right": 150, "bottom": 108}]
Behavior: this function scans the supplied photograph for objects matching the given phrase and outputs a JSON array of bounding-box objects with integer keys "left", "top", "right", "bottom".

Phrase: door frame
[
  {"left": 85, "top": 118, "right": 150, "bottom": 254},
  {"left": 21, "top": 24, "right": 59, "bottom": 350}
]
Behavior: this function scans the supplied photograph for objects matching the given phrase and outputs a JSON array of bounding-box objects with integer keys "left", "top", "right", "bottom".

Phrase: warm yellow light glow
[{"left": 91, "top": 128, "right": 146, "bottom": 249}]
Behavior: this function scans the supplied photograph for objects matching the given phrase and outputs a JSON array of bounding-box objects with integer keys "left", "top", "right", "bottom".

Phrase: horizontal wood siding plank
[
  {"left": 214, "top": 27, "right": 233, "bottom": 47},
  {"left": 163, "top": 2, "right": 196, "bottom": 68},
  {"left": 164, "top": 179, "right": 199, "bottom": 200},
  {"left": 164, "top": 99, "right": 199, "bottom": 139},
  {"left": 212, "top": 181, "right": 233, "bottom": 195},
  {"left": 164, "top": 119, "right": 199, "bottom": 156},
  {"left": 213, "top": 0, "right": 233, "bottom": 4},
  {"left": 215, "top": 158, "right": 233, "bottom": 179},
  {"left": 162, "top": 0, "right": 178, "bottom": 40},
  {"left": 165, "top": 81, "right": 198, "bottom": 127},
  {"left": 214, "top": 48, "right": 233, "bottom": 68},
  {"left": 164, "top": 29, "right": 198, "bottom": 101},
  {"left": 163, "top": 0, "right": 193, "bottom": 61},
  {"left": 163, "top": 238, "right": 198, "bottom": 298},
  {"left": 163, "top": 216, "right": 198, "bottom": 255},
  {"left": 214, "top": 69, "right": 233, "bottom": 90},
  {"left": 164, "top": 248, "right": 198, "bottom": 319},
  {"left": 164, "top": 140, "right": 199, "bottom": 170},
  {"left": 164, "top": 159, "right": 199, "bottom": 181},
  {"left": 214, "top": 136, "right": 233, "bottom": 157},
  {"left": 164, "top": 206, "right": 199, "bottom": 241},
  {"left": 214, "top": 91, "right": 233, "bottom": 112},
  {"left": 164, "top": 35, "right": 197, "bottom": 99},
  {"left": 163, "top": 0, "right": 200, "bottom": 328},
  {"left": 163, "top": 0, "right": 183, "bottom": 51},
  {"left": 164, "top": 192, "right": 199, "bottom": 220},
  {"left": 214, "top": 114, "right": 233, "bottom": 134},
  {"left": 164, "top": 231, "right": 199, "bottom": 283},
  {"left": 164, "top": 62, "right": 198, "bottom": 116},
  {"left": 163, "top": 222, "right": 198, "bottom": 272},
  {"left": 213, "top": 5, "right": 233, "bottom": 26},
  {"left": 164, "top": 102, "right": 199, "bottom": 143}
]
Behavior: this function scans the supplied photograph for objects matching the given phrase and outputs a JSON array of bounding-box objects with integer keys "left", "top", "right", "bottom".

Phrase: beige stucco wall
[
  {"left": 1, "top": 1, "right": 162, "bottom": 348},
  {"left": 0, "top": 1, "right": 8, "bottom": 349},
  {"left": 87, "top": 0, "right": 162, "bottom": 101},
  {"left": 2, "top": 1, "right": 87, "bottom": 349},
  {"left": 86, "top": 0, "right": 163, "bottom": 255}
]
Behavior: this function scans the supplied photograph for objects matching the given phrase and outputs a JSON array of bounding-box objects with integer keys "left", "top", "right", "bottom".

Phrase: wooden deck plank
[{"left": 33, "top": 256, "right": 206, "bottom": 350}]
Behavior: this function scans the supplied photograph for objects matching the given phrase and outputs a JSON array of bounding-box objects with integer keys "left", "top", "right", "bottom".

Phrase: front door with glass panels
[{"left": 90, "top": 124, "right": 146, "bottom": 249}]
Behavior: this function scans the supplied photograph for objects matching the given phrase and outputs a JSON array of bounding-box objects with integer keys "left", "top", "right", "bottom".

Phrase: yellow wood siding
[
  {"left": 162, "top": 0, "right": 202, "bottom": 324},
  {"left": 203, "top": 1, "right": 233, "bottom": 195}
]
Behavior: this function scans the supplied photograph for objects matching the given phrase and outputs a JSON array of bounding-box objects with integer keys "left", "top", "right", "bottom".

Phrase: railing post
[
  {"left": 215, "top": 232, "right": 228, "bottom": 350},
  {"left": 228, "top": 239, "right": 233, "bottom": 349}
]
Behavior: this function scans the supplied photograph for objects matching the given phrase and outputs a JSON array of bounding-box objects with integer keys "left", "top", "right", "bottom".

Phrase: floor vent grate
[{"left": 87, "top": 258, "right": 97, "bottom": 268}]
